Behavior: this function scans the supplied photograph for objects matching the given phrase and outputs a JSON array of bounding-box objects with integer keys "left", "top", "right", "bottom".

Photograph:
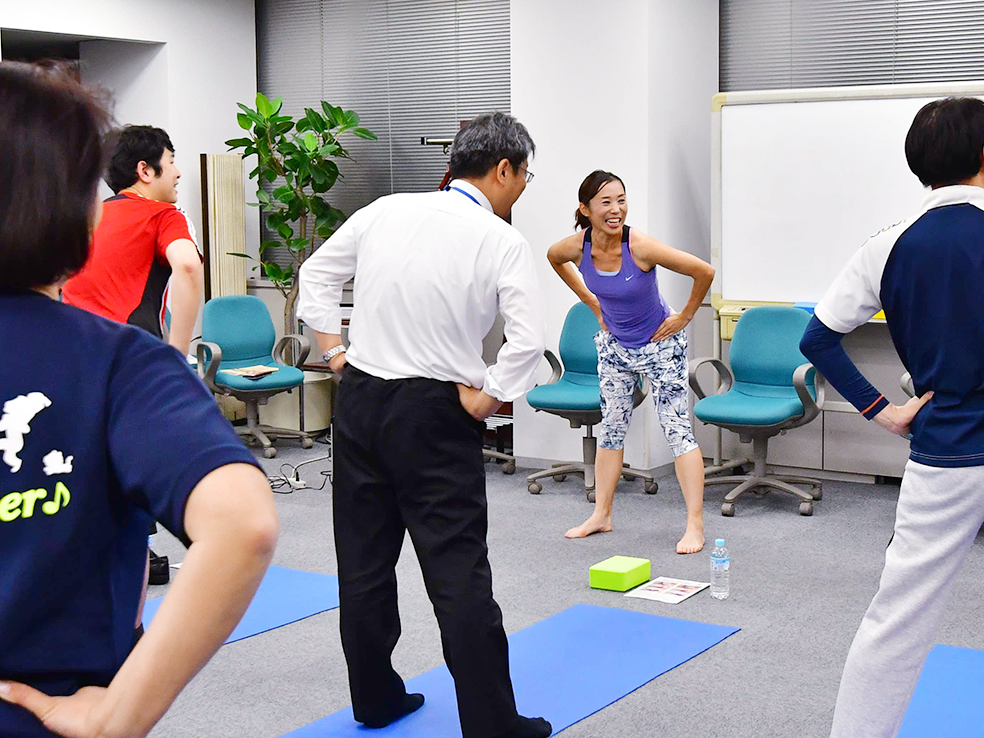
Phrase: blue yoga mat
[
  {"left": 283, "top": 603, "right": 739, "bottom": 737},
  {"left": 142, "top": 565, "right": 339, "bottom": 644},
  {"left": 899, "top": 644, "right": 984, "bottom": 737}
]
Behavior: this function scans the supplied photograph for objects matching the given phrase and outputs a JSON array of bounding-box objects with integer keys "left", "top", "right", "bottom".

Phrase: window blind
[
  {"left": 255, "top": 0, "right": 509, "bottom": 269},
  {"left": 721, "top": 0, "right": 984, "bottom": 91}
]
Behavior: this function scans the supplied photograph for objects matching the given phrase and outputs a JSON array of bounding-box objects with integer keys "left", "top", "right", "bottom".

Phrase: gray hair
[{"left": 449, "top": 112, "right": 535, "bottom": 179}]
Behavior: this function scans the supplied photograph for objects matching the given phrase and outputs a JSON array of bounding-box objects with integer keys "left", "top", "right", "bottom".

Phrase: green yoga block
[{"left": 589, "top": 556, "right": 651, "bottom": 592}]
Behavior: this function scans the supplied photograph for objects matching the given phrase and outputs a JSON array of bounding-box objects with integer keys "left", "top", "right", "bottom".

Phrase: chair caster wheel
[
  {"left": 528, "top": 482, "right": 542, "bottom": 494},
  {"left": 622, "top": 473, "right": 633, "bottom": 482},
  {"left": 754, "top": 489, "right": 769, "bottom": 498},
  {"left": 301, "top": 437, "right": 314, "bottom": 449},
  {"left": 553, "top": 474, "right": 566, "bottom": 483},
  {"left": 799, "top": 501, "right": 814, "bottom": 516},
  {"left": 812, "top": 487, "right": 823, "bottom": 501},
  {"left": 502, "top": 461, "right": 516, "bottom": 475},
  {"left": 263, "top": 447, "right": 277, "bottom": 459},
  {"left": 645, "top": 481, "right": 659, "bottom": 494},
  {"left": 586, "top": 490, "right": 596, "bottom": 503},
  {"left": 721, "top": 502, "right": 735, "bottom": 517}
]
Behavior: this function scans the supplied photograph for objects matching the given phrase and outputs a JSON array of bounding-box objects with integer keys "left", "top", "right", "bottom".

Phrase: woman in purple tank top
[{"left": 546, "top": 170, "right": 714, "bottom": 554}]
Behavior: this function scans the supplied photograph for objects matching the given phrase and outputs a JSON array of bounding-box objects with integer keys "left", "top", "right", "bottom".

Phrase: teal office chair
[
  {"left": 196, "top": 295, "right": 314, "bottom": 458},
  {"left": 525, "top": 302, "right": 658, "bottom": 502},
  {"left": 690, "top": 306, "right": 825, "bottom": 516}
]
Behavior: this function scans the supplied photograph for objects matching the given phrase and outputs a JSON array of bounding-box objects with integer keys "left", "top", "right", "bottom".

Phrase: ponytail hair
[{"left": 574, "top": 169, "right": 625, "bottom": 230}]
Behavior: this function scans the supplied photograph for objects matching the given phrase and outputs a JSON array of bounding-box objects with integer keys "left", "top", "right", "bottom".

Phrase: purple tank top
[{"left": 577, "top": 226, "right": 669, "bottom": 349}]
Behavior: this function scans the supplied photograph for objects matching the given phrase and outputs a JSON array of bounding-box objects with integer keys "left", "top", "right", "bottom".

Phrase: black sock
[
  {"left": 495, "top": 715, "right": 552, "bottom": 738},
  {"left": 361, "top": 693, "right": 425, "bottom": 729}
]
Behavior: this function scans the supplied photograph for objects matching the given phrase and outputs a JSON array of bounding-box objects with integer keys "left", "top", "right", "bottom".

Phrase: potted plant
[{"left": 225, "top": 92, "right": 377, "bottom": 339}]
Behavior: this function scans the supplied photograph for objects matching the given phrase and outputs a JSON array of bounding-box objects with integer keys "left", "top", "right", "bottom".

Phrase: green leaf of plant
[
  {"left": 287, "top": 238, "right": 311, "bottom": 253},
  {"left": 237, "top": 103, "right": 260, "bottom": 118},
  {"left": 256, "top": 189, "right": 271, "bottom": 204},
  {"left": 303, "top": 132, "right": 318, "bottom": 152},
  {"left": 281, "top": 264, "right": 294, "bottom": 283},
  {"left": 321, "top": 101, "right": 343, "bottom": 127},
  {"left": 276, "top": 120, "right": 294, "bottom": 135},
  {"left": 262, "top": 168, "right": 278, "bottom": 183},
  {"left": 295, "top": 119, "right": 311, "bottom": 133},
  {"left": 225, "top": 137, "right": 252, "bottom": 149},
  {"left": 277, "top": 222, "right": 294, "bottom": 240},
  {"left": 227, "top": 252, "right": 252, "bottom": 259},
  {"left": 352, "top": 127, "right": 378, "bottom": 140},
  {"left": 304, "top": 108, "right": 327, "bottom": 134},
  {"left": 237, "top": 113, "right": 252, "bottom": 130},
  {"left": 344, "top": 110, "right": 360, "bottom": 127},
  {"left": 256, "top": 92, "right": 272, "bottom": 118},
  {"left": 270, "top": 96, "right": 283, "bottom": 116},
  {"left": 263, "top": 261, "right": 285, "bottom": 281},
  {"left": 259, "top": 240, "right": 281, "bottom": 255}
]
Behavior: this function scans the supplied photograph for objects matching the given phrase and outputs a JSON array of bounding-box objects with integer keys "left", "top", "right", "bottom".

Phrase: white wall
[
  {"left": 3, "top": 0, "right": 260, "bottom": 260},
  {"left": 510, "top": 0, "right": 718, "bottom": 470},
  {"left": 510, "top": 0, "right": 651, "bottom": 468}
]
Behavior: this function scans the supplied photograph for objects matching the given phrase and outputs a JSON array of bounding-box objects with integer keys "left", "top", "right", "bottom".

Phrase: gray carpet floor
[{"left": 145, "top": 442, "right": 984, "bottom": 738}]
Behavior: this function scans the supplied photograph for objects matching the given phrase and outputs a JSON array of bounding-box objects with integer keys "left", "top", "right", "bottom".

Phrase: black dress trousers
[{"left": 332, "top": 365, "right": 520, "bottom": 738}]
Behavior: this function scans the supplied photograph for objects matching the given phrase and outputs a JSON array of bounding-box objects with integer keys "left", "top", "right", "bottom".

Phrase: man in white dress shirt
[{"left": 297, "top": 113, "right": 550, "bottom": 738}]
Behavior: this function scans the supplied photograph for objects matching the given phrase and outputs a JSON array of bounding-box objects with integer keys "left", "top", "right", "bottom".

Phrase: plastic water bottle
[{"left": 710, "top": 538, "right": 730, "bottom": 600}]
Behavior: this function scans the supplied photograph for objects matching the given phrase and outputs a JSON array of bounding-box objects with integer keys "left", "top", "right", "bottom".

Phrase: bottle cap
[{"left": 715, "top": 538, "right": 725, "bottom": 546}]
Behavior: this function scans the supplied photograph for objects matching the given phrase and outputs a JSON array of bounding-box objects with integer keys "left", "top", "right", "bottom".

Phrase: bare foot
[
  {"left": 676, "top": 523, "right": 705, "bottom": 554},
  {"left": 565, "top": 515, "right": 612, "bottom": 539}
]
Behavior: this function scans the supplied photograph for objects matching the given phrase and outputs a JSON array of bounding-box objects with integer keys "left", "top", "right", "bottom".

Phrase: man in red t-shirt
[{"left": 64, "top": 125, "right": 203, "bottom": 356}]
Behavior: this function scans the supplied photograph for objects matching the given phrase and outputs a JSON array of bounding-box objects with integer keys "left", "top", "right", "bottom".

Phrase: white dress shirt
[{"left": 296, "top": 179, "right": 546, "bottom": 402}]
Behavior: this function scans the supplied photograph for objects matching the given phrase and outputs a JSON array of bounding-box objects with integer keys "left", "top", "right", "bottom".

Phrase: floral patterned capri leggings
[{"left": 594, "top": 329, "right": 699, "bottom": 456}]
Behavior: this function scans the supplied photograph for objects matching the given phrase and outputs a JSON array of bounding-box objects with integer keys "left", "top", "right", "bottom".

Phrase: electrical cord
[{"left": 266, "top": 449, "right": 333, "bottom": 494}]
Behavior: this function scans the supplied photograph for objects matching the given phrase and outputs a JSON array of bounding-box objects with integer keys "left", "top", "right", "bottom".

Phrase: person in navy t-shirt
[
  {"left": 800, "top": 97, "right": 984, "bottom": 737},
  {"left": 0, "top": 62, "right": 278, "bottom": 738}
]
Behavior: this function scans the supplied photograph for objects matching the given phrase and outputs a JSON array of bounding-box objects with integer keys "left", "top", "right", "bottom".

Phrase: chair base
[
  {"left": 702, "top": 437, "right": 821, "bottom": 516},
  {"left": 704, "top": 436, "right": 823, "bottom": 517},
  {"left": 484, "top": 449, "right": 516, "bottom": 475},
  {"left": 525, "top": 428, "right": 657, "bottom": 502},
  {"left": 236, "top": 425, "right": 314, "bottom": 459},
  {"left": 239, "top": 401, "right": 312, "bottom": 459}
]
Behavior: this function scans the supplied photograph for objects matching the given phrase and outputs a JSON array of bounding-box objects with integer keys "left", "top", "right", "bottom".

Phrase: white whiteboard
[{"left": 716, "top": 85, "right": 984, "bottom": 304}]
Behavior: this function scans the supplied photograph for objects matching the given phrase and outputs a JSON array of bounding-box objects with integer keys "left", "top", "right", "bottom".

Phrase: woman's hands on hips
[{"left": 651, "top": 313, "right": 689, "bottom": 343}]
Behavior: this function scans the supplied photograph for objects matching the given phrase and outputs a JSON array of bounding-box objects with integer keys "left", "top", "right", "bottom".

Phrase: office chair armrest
[
  {"left": 196, "top": 341, "right": 223, "bottom": 394},
  {"left": 688, "top": 357, "right": 732, "bottom": 400},
  {"left": 792, "top": 362, "right": 825, "bottom": 424},
  {"left": 274, "top": 334, "right": 311, "bottom": 368},
  {"left": 901, "top": 372, "right": 914, "bottom": 398},
  {"left": 542, "top": 349, "right": 563, "bottom": 385}
]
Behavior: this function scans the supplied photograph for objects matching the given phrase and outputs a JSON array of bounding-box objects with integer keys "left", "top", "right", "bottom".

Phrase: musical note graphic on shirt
[{"left": 41, "top": 481, "right": 71, "bottom": 515}]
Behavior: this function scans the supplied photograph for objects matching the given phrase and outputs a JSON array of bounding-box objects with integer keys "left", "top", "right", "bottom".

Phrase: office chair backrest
[
  {"left": 558, "top": 302, "right": 602, "bottom": 377},
  {"left": 730, "top": 306, "right": 813, "bottom": 387},
  {"left": 202, "top": 295, "right": 276, "bottom": 363}
]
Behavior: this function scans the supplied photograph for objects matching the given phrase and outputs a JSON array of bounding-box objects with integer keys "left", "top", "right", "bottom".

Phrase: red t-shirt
[{"left": 63, "top": 192, "right": 198, "bottom": 339}]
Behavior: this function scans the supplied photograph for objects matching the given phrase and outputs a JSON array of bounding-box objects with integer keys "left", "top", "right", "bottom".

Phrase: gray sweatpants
[{"left": 830, "top": 460, "right": 984, "bottom": 738}]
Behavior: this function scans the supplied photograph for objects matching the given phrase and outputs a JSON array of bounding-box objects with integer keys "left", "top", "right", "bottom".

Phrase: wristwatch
[{"left": 323, "top": 345, "right": 346, "bottom": 363}]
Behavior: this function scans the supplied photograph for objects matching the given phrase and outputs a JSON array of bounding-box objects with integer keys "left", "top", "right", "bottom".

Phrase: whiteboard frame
[{"left": 710, "top": 80, "right": 984, "bottom": 311}]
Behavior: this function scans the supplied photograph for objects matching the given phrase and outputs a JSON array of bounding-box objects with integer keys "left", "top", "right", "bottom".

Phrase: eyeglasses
[{"left": 518, "top": 166, "right": 535, "bottom": 183}]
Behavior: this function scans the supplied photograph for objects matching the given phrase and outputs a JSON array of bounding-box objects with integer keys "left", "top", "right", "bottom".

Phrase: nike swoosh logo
[{"left": 625, "top": 276, "right": 632, "bottom": 281}]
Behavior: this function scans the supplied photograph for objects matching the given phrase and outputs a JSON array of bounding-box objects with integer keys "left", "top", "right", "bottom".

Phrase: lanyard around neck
[{"left": 447, "top": 185, "right": 482, "bottom": 208}]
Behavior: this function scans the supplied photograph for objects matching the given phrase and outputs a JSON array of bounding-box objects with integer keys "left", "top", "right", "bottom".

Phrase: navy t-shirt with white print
[
  {"left": 812, "top": 185, "right": 984, "bottom": 468},
  {"left": 0, "top": 292, "right": 259, "bottom": 737}
]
